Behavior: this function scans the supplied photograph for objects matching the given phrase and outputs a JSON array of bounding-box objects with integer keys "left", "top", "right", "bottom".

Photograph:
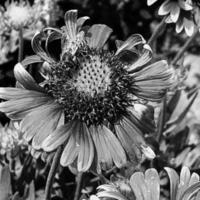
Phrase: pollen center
[
  {"left": 47, "top": 47, "right": 134, "bottom": 126},
  {"left": 73, "top": 54, "right": 111, "bottom": 97}
]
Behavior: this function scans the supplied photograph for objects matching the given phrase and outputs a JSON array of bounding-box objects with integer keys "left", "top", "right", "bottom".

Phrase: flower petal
[
  {"left": 176, "top": 18, "right": 184, "bottom": 33},
  {"left": 158, "top": 0, "right": 171, "bottom": 16},
  {"left": 181, "top": 182, "right": 200, "bottom": 200},
  {"left": 0, "top": 95, "right": 53, "bottom": 118},
  {"left": 128, "top": 104, "right": 155, "bottom": 133},
  {"left": 176, "top": 166, "right": 191, "bottom": 200},
  {"left": 77, "top": 16, "right": 90, "bottom": 32},
  {"left": 184, "top": 18, "right": 194, "bottom": 37},
  {"left": 189, "top": 173, "right": 200, "bottom": 186},
  {"left": 60, "top": 121, "right": 80, "bottom": 166},
  {"left": 31, "top": 106, "right": 62, "bottom": 149},
  {"left": 170, "top": 4, "right": 180, "bottom": 23},
  {"left": 86, "top": 24, "right": 113, "bottom": 49},
  {"left": 164, "top": 167, "right": 180, "bottom": 200},
  {"left": 21, "top": 55, "right": 43, "bottom": 67},
  {"left": 90, "top": 125, "right": 113, "bottom": 169},
  {"left": 127, "top": 44, "right": 152, "bottom": 72},
  {"left": 145, "top": 168, "right": 160, "bottom": 200},
  {"left": 114, "top": 122, "right": 142, "bottom": 164},
  {"left": 64, "top": 10, "right": 78, "bottom": 39},
  {"left": 131, "top": 60, "right": 174, "bottom": 101},
  {"left": 77, "top": 123, "right": 94, "bottom": 171},
  {"left": 31, "top": 31, "right": 55, "bottom": 63},
  {"left": 0, "top": 87, "right": 45, "bottom": 100},
  {"left": 20, "top": 102, "right": 61, "bottom": 142},
  {"left": 141, "top": 145, "right": 156, "bottom": 160},
  {"left": 45, "top": 31, "right": 62, "bottom": 58},
  {"left": 101, "top": 125, "right": 127, "bottom": 168},
  {"left": 42, "top": 123, "right": 72, "bottom": 152},
  {"left": 14, "top": 63, "right": 45, "bottom": 92},
  {"left": 130, "top": 172, "right": 148, "bottom": 200},
  {"left": 115, "top": 34, "right": 146, "bottom": 56},
  {"left": 179, "top": 0, "right": 193, "bottom": 11},
  {"left": 97, "top": 191, "right": 127, "bottom": 200},
  {"left": 147, "top": 0, "right": 158, "bottom": 6}
]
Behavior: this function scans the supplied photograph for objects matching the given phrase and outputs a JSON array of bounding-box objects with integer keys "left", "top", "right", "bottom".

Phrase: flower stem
[
  {"left": 45, "top": 146, "right": 63, "bottom": 200},
  {"left": 171, "top": 29, "right": 199, "bottom": 66},
  {"left": 148, "top": 16, "right": 167, "bottom": 45},
  {"left": 156, "top": 96, "right": 166, "bottom": 142},
  {"left": 18, "top": 28, "right": 24, "bottom": 62},
  {"left": 74, "top": 172, "right": 84, "bottom": 200}
]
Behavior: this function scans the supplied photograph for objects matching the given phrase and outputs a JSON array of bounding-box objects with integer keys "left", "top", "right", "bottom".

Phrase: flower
[
  {"left": 1, "top": 0, "right": 34, "bottom": 30},
  {"left": 165, "top": 166, "right": 200, "bottom": 200},
  {"left": 92, "top": 168, "right": 160, "bottom": 200},
  {"left": 0, "top": 122, "right": 24, "bottom": 156},
  {"left": 93, "top": 167, "right": 200, "bottom": 200},
  {"left": 147, "top": 0, "right": 196, "bottom": 36},
  {"left": 0, "top": 10, "right": 173, "bottom": 172}
]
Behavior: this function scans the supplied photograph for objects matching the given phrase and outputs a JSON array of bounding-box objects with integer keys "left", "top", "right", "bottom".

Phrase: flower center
[
  {"left": 73, "top": 53, "right": 111, "bottom": 97},
  {"left": 47, "top": 47, "right": 134, "bottom": 126}
]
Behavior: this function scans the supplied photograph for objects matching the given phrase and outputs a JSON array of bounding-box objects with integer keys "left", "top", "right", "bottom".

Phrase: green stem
[
  {"left": 74, "top": 172, "right": 84, "bottom": 200},
  {"left": 171, "top": 29, "right": 199, "bottom": 66},
  {"left": 156, "top": 96, "right": 166, "bottom": 142},
  {"left": 18, "top": 28, "right": 24, "bottom": 62},
  {"left": 45, "top": 146, "right": 63, "bottom": 200},
  {"left": 148, "top": 16, "right": 167, "bottom": 45}
]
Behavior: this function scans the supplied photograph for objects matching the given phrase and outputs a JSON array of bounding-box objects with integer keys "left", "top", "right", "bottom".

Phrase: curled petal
[
  {"left": 127, "top": 44, "right": 152, "bottom": 72},
  {"left": 115, "top": 34, "right": 146, "bottom": 56},
  {"left": 21, "top": 55, "right": 43, "bottom": 67},
  {"left": 77, "top": 16, "right": 90, "bottom": 31},
  {"left": 64, "top": 10, "right": 78, "bottom": 40},
  {"left": 31, "top": 31, "right": 55, "bottom": 63},
  {"left": 14, "top": 63, "right": 44, "bottom": 92}
]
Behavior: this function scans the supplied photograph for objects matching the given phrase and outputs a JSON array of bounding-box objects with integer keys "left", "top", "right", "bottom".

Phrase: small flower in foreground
[
  {"left": 0, "top": 0, "right": 34, "bottom": 30},
  {"left": 147, "top": 0, "right": 195, "bottom": 36},
  {"left": 165, "top": 166, "right": 200, "bottom": 200},
  {"left": 0, "top": 10, "right": 174, "bottom": 172},
  {"left": 94, "top": 168, "right": 160, "bottom": 200},
  {"left": 93, "top": 167, "right": 200, "bottom": 200}
]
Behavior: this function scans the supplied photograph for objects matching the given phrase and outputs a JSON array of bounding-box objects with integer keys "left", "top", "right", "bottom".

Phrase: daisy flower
[
  {"left": 147, "top": 0, "right": 195, "bottom": 36},
  {"left": 0, "top": 0, "right": 34, "bottom": 30},
  {"left": 93, "top": 167, "right": 200, "bottom": 200},
  {"left": 0, "top": 10, "right": 173, "bottom": 172}
]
